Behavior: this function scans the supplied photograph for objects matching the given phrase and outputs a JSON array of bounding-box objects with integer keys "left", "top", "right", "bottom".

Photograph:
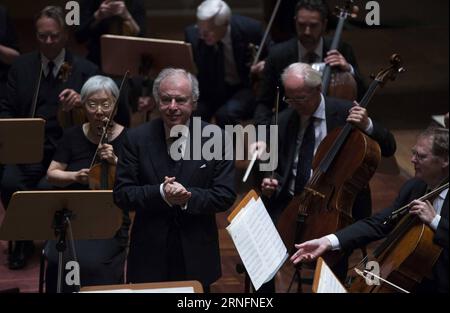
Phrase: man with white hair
[
  {"left": 185, "top": 0, "right": 270, "bottom": 127},
  {"left": 257, "top": 63, "right": 395, "bottom": 291}
]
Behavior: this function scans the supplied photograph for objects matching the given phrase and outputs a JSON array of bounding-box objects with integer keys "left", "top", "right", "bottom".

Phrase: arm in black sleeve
[
  {"left": 113, "top": 131, "right": 167, "bottom": 213},
  {"left": 370, "top": 121, "right": 397, "bottom": 157}
]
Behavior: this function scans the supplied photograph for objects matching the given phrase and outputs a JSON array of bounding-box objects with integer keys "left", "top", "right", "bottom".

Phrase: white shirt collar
[
  {"left": 221, "top": 25, "right": 232, "bottom": 47},
  {"left": 41, "top": 48, "right": 66, "bottom": 77},
  {"left": 298, "top": 38, "right": 323, "bottom": 62}
]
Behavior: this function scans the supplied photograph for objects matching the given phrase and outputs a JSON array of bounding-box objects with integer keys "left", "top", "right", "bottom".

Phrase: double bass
[
  {"left": 277, "top": 54, "right": 405, "bottom": 258},
  {"left": 348, "top": 181, "right": 448, "bottom": 293},
  {"left": 316, "top": 0, "right": 359, "bottom": 101}
]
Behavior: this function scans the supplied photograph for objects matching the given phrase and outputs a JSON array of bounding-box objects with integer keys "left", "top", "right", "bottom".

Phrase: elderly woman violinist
[{"left": 44, "top": 75, "right": 129, "bottom": 293}]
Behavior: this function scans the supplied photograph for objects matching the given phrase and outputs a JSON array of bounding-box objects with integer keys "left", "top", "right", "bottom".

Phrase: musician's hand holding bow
[
  {"left": 409, "top": 199, "right": 437, "bottom": 225},
  {"left": 261, "top": 178, "right": 278, "bottom": 198},
  {"left": 59, "top": 89, "right": 81, "bottom": 112},
  {"left": 98, "top": 143, "right": 118, "bottom": 165},
  {"left": 290, "top": 237, "right": 332, "bottom": 265}
]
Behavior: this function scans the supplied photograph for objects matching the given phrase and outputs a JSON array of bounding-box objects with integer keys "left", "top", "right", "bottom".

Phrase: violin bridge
[{"left": 304, "top": 187, "right": 325, "bottom": 199}]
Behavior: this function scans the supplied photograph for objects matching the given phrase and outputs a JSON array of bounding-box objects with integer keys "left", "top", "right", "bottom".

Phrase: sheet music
[
  {"left": 315, "top": 259, "right": 347, "bottom": 293},
  {"left": 227, "top": 197, "right": 288, "bottom": 291}
]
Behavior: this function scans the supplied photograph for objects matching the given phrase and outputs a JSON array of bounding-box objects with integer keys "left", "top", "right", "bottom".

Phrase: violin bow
[
  {"left": 251, "top": 0, "right": 281, "bottom": 66},
  {"left": 89, "top": 71, "right": 130, "bottom": 169}
]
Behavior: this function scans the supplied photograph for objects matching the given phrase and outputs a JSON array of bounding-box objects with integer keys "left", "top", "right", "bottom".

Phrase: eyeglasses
[
  {"left": 411, "top": 149, "right": 430, "bottom": 162},
  {"left": 159, "top": 95, "right": 191, "bottom": 107},
  {"left": 85, "top": 101, "right": 113, "bottom": 112},
  {"left": 282, "top": 95, "right": 311, "bottom": 105}
]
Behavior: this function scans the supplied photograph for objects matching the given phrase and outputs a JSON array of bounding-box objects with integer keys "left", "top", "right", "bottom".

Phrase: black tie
[
  {"left": 303, "top": 52, "right": 317, "bottom": 64},
  {"left": 295, "top": 117, "right": 316, "bottom": 193},
  {"left": 46, "top": 61, "right": 55, "bottom": 81}
]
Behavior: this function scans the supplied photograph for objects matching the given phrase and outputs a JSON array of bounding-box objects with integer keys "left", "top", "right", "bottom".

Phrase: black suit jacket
[
  {"left": 264, "top": 97, "right": 396, "bottom": 221},
  {"left": 113, "top": 118, "right": 236, "bottom": 286},
  {"left": 185, "top": 14, "right": 269, "bottom": 103},
  {"left": 254, "top": 37, "right": 364, "bottom": 125},
  {"left": 336, "top": 178, "right": 449, "bottom": 293},
  {"left": 0, "top": 51, "right": 98, "bottom": 118}
]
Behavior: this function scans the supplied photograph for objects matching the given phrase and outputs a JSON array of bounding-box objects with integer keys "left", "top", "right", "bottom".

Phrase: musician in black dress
[{"left": 45, "top": 75, "right": 129, "bottom": 292}]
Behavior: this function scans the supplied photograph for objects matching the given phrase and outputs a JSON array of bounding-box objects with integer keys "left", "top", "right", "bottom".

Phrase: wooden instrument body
[
  {"left": 277, "top": 127, "right": 381, "bottom": 252},
  {"left": 349, "top": 216, "right": 442, "bottom": 293}
]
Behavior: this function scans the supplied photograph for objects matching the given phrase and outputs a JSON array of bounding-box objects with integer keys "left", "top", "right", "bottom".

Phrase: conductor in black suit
[
  {"left": 258, "top": 63, "right": 395, "bottom": 290},
  {"left": 184, "top": 0, "right": 269, "bottom": 127},
  {"left": 254, "top": 0, "right": 365, "bottom": 125},
  {"left": 113, "top": 68, "right": 236, "bottom": 291},
  {"left": 0, "top": 6, "right": 99, "bottom": 270},
  {"left": 291, "top": 127, "right": 449, "bottom": 293}
]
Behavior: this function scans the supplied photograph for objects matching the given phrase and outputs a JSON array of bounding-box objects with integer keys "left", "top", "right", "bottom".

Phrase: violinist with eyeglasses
[
  {"left": 44, "top": 75, "right": 129, "bottom": 293},
  {"left": 291, "top": 127, "right": 449, "bottom": 293}
]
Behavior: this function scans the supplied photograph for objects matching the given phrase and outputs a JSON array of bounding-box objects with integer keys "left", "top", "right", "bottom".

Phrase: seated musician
[
  {"left": 0, "top": 5, "right": 99, "bottom": 270},
  {"left": 184, "top": 0, "right": 270, "bottom": 127},
  {"left": 254, "top": 0, "right": 365, "bottom": 126},
  {"left": 258, "top": 63, "right": 396, "bottom": 291},
  {"left": 45, "top": 75, "right": 129, "bottom": 292},
  {"left": 291, "top": 126, "right": 449, "bottom": 293}
]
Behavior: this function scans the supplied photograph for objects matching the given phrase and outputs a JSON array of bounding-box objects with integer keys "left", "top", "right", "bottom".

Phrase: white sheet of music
[
  {"left": 316, "top": 259, "right": 347, "bottom": 293},
  {"left": 226, "top": 197, "right": 288, "bottom": 291}
]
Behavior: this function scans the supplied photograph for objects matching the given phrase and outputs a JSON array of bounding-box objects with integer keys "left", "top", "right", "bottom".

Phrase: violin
[
  {"left": 88, "top": 118, "right": 116, "bottom": 190},
  {"left": 88, "top": 71, "right": 129, "bottom": 190},
  {"left": 276, "top": 54, "right": 405, "bottom": 262},
  {"left": 315, "top": 0, "right": 359, "bottom": 101},
  {"left": 348, "top": 181, "right": 448, "bottom": 293},
  {"left": 56, "top": 61, "right": 87, "bottom": 128}
]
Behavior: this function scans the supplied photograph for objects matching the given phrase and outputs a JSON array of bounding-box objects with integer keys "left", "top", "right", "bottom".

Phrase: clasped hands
[{"left": 163, "top": 176, "right": 191, "bottom": 206}]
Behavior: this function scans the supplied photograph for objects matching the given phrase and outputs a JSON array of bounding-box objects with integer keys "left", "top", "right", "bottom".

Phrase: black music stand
[
  {"left": 0, "top": 190, "right": 122, "bottom": 293},
  {"left": 0, "top": 118, "right": 45, "bottom": 164}
]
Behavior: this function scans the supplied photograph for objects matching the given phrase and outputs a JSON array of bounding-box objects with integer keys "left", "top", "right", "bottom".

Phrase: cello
[
  {"left": 314, "top": 0, "right": 359, "bottom": 101},
  {"left": 348, "top": 181, "right": 448, "bottom": 293},
  {"left": 277, "top": 54, "right": 405, "bottom": 258}
]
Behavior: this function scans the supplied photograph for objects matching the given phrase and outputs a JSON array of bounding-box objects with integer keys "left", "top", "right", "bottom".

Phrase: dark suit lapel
[
  {"left": 28, "top": 52, "right": 43, "bottom": 117},
  {"left": 230, "top": 18, "right": 246, "bottom": 82},
  {"left": 148, "top": 119, "right": 172, "bottom": 182},
  {"left": 324, "top": 98, "right": 342, "bottom": 132},
  {"left": 176, "top": 118, "right": 204, "bottom": 186},
  {"left": 282, "top": 110, "right": 300, "bottom": 187}
]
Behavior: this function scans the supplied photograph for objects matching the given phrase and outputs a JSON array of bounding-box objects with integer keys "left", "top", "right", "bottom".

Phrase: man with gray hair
[
  {"left": 113, "top": 68, "right": 236, "bottom": 291},
  {"left": 257, "top": 62, "right": 395, "bottom": 291},
  {"left": 185, "top": 0, "right": 271, "bottom": 127}
]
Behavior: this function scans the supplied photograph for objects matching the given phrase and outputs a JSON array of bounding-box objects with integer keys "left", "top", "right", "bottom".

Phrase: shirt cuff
[
  {"left": 159, "top": 183, "right": 173, "bottom": 207},
  {"left": 325, "top": 234, "right": 341, "bottom": 251},
  {"left": 349, "top": 64, "right": 355, "bottom": 75},
  {"left": 181, "top": 202, "right": 188, "bottom": 211},
  {"left": 365, "top": 118, "right": 374, "bottom": 135},
  {"left": 430, "top": 214, "right": 441, "bottom": 231}
]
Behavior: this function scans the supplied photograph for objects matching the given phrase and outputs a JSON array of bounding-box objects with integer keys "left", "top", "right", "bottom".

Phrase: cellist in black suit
[{"left": 291, "top": 127, "right": 449, "bottom": 293}]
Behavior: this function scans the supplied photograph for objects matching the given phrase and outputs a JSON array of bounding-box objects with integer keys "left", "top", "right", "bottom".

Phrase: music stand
[
  {"left": 80, "top": 280, "right": 204, "bottom": 293},
  {"left": 0, "top": 118, "right": 45, "bottom": 164},
  {"left": 100, "top": 34, "right": 196, "bottom": 77},
  {"left": 0, "top": 190, "right": 122, "bottom": 293}
]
